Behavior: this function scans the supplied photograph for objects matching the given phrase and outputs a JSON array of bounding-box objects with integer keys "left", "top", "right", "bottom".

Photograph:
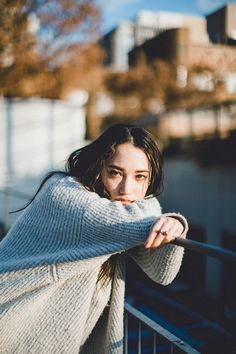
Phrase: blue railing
[
  {"left": 124, "top": 302, "right": 201, "bottom": 353},
  {"left": 172, "top": 237, "right": 236, "bottom": 263},
  {"left": 124, "top": 237, "right": 236, "bottom": 353}
]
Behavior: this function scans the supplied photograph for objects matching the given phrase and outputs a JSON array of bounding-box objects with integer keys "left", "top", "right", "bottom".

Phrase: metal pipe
[
  {"left": 138, "top": 321, "right": 141, "bottom": 354},
  {"left": 172, "top": 237, "right": 236, "bottom": 263},
  {"left": 152, "top": 332, "right": 157, "bottom": 354},
  {"left": 124, "top": 311, "right": 128, "bottom": 354}
]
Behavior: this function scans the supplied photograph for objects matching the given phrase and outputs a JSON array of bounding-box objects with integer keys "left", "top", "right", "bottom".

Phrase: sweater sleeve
[
  {"left": 0, "top": 175, "right": 163, "bottom": 271},
  {"left": 78, "top": 184, "right": 163, "bottom": 258},
  {"left": 0, "top": 175, "right": 187, "bottom": 273},
  {"left": 127, "top": 213, "right": 188, "bottom": 285}
]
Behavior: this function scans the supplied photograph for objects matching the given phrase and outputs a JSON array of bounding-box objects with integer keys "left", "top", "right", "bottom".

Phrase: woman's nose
[{"left": 119, "top": 177, "right": 132, "bottom": 195}]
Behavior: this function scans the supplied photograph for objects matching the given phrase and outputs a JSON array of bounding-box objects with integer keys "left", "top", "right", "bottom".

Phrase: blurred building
[
  {"left": 99, "top": 10, "right": 208, "bottom": 71},
  {"left": 134, "top": 10, "right": 208, "bottom": 46},
  {"left": 206, "top": 3, "right": 236, "bottom": 45},
  {"left": 100, "top": 20, "right": 135, "bottom": 71},
  {"left": 100, "top": 4, "right": 236, "bottom": 93},
  {"left": 129, "top": 25, "right": 236, "bottom": 93}
]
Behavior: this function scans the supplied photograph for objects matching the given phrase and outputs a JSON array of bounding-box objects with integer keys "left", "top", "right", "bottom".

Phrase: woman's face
[{"left": 101, "top": 143, "right": 150, "bottom": 205}]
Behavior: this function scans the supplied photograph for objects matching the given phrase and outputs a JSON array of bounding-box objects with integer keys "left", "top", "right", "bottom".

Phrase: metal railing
[
  {"left": 124, "top": 302, "right": 200, "bottom": 354},
  {"left": 124, "top": 237, "right": 236, "bottom": 353},
  {"left": 172, "top": 237, "right": 236, "bottom": 263}
]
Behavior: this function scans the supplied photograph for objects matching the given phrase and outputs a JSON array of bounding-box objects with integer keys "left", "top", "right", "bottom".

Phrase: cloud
[{"left": 196, "top": 0, "right": 226, "bottom": 13}]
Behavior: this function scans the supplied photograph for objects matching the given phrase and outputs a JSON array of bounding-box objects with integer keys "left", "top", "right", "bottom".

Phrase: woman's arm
[
  {"left": 78, "top": 187, "right": 162, "bottom": 258},
  {"left": 0, "top": 175, "right": 187, "bottom": 272},
  {"left": 53, "top": 176, "right": 188, "bottom": 266},
  {"left": 78, "top": 175, "right": 188, "bottom": 277},
  {"left": 0, "top": 175, "right": 163, "bottom": 271},
  {"left": 127, "top": 213, "right": 188, "bottom": 285}
]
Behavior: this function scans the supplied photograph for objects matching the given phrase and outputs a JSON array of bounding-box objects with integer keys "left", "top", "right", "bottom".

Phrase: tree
[
  {"left": 0, "top": 0, "right": 101, "bottom": 97},
  {"left": 104, "top": 59, "right": 173, "bottom": 120}
]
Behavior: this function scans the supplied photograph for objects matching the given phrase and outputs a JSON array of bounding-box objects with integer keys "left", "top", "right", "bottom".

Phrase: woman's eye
[
  {"left": 108, "top": 170, "right": 121, "bottom": 177},
  {"left": 136, "top": 175, "right": 148, "bottom": 181}
]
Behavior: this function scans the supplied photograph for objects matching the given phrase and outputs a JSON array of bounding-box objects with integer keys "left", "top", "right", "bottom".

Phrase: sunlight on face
[{"left": 101, "top": 143, "right": 150, "bottom": 204}]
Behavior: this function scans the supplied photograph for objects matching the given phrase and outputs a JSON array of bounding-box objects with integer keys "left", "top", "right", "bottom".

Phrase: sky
[{"left": 96, "top": 0, "right": 236, "bottom": 33}]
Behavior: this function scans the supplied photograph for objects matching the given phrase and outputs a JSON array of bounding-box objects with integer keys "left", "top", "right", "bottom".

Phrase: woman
[{"left": 0, "top": 124, "right": 188, "bottom": 354}]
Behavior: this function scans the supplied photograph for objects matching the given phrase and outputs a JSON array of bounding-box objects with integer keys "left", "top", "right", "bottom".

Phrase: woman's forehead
[{"left": 106, "top": 143, "right": 149, "bottom": 170}]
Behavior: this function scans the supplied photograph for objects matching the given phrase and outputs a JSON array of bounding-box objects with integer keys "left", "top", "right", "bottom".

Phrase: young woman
[{"left": 0, "top": 124, "right": 188, "bottom": 354}]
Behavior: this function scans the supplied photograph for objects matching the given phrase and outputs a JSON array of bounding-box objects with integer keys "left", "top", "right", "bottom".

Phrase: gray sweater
[{"left": 0, "top": 174, "right": 187, "bottom": 354}]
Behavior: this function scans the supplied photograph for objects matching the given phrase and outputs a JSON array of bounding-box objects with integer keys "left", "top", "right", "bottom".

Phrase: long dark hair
[
  {"left": 66, "top": 123, "right": 163, "bottom": 197},
  {"left": 67, "top": 123, "right": 164, "bottom": 283},
  {"left": 13, "top": 124, "right": 164, "bottom": 283}
]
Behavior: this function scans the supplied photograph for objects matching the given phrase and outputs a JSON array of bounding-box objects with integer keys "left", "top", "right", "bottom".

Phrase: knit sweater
[{"left": 0, "top": 174, "right": 188, "bottom": 354}]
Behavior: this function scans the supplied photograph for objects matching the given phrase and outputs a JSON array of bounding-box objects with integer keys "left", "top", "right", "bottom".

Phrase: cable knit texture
[{"left": 0, "top": 174, "right": 188, "bottom": 354}]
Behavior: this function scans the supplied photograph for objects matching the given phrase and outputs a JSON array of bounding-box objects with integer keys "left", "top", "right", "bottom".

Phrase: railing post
[
  {"left": 138, "top": 321, "right": 141, "bottom": 354},
  {"left": 124, "top": 311, "right": 128, "bottom": 354},
  {"left": 125, "top": 302, "right": 201, "bottom": 354},
  {"left": 152, "top": 332, "right": 157, "bottom": 354}
]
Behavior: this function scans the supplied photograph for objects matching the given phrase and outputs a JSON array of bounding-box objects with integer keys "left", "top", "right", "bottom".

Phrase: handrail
[
  {"left": 124, "top": 238, "right": 236, "bottom": 353},
  {"left": 124, "top": 302, "right": 200, "bottom": 354},
  {"left": 172, "top": 237, "right": 236, "bottom": 263}
]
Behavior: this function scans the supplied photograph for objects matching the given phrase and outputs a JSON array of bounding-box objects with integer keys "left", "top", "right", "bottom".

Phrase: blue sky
[{"left": 96, "top": 0, "right": 236, "bottom": 33}]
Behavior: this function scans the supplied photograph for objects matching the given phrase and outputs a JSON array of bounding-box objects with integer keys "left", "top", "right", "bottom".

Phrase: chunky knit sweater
[{"left": 0, "top": 174, "right": 187, "bottom": 354}]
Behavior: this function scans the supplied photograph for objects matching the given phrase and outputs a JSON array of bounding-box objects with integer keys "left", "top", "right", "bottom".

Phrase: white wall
[{"left": 0, "top": 96, "right": 87, "bottom": 227}]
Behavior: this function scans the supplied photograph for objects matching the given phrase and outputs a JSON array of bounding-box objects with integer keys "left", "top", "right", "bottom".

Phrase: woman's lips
[{"left": 115, "top": 198, "right": 133, "bottom": 205}]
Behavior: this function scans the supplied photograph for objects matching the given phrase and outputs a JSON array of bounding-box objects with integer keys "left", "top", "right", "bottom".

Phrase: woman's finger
[
  {"left": 145, "top": 216, "right": 182, "bottom": 251},
  {"left": 149, "top": 232, "right": 166, "bottom": 249},
  {"left": 149, "top": 231, "right": 176, "bottom": 253},
  {"left": 147, "top": 221, "right": 180, "bottom": 254},
  {"left": 145, "top": 216, "right": 173, "bottom": 247},
  {"left": 145, "top": 216, "right": 166, "bottom": 248}
]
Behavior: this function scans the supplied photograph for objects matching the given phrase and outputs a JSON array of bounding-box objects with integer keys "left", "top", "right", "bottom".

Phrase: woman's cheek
[
  {"left": 105, "top": 179, "right": 117, "bottom": 194},
  {"left": 138, "top": 182, "right": 149, "bottom": 199}
]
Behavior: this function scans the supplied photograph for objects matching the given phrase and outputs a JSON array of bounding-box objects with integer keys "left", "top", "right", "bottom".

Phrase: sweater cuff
[{"left": 162, "top": 212, "right": 188, "bottom": 238}]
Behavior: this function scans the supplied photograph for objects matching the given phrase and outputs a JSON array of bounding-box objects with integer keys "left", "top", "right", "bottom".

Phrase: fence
[
  {"left": 124, "top": 302, "right": 201, "bottom": 353},
  {"left": 124, "top": 237, "right": 236, "bottom": 353}
]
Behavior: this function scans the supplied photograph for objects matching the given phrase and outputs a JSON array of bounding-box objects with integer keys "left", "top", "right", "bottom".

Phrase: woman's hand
[{"left": 145, "top": 215, "right": 184, "bottom": 254}]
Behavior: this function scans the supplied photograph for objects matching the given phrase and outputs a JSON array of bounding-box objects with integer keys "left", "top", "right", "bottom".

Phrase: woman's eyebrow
[
  {"left": 107, "top": 164, "right": 124, "bottom": 171},
  {"left": 107, "top": 164, "right": 149, "bottom": 173}
]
